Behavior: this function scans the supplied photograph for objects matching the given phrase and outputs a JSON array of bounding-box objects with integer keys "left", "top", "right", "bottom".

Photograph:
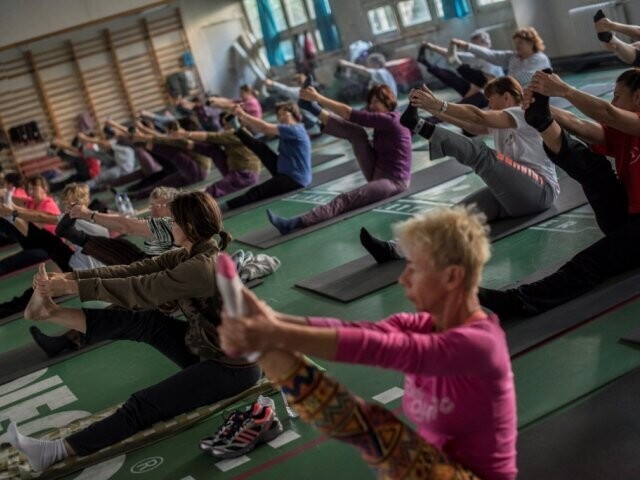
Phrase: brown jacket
[{"left": 75, "top": 239, "right": 251, "bottom": 366}]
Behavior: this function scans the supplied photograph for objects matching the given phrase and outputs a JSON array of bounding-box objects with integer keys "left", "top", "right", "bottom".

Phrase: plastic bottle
[
  {"left": 114, "top": 194, "right": 126, "bottom": 214},
  {"left": 122, "top": 194, "right": 135, "bottom": 216}
]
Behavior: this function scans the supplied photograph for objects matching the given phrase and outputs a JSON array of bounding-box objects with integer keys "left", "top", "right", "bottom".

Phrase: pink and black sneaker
[{"left": 200, "top": 396, "right": 283, "bottom": 459}]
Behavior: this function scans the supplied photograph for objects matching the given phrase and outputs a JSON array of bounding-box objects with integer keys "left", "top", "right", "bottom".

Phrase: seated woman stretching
[
  {"left": 361, "top": 76, "right": 559, "bottom": 263},
  {"left": 0, "top": 175, "right": 61, "bottom": 275},
  {"left": 219, "top": 206, "right": 517, "bottom": 480},
  {"left": 480, "top": 68, "right": 640, "bottom": 319},
  {"left": 418, "top": 30, "right": 504, "bottom": 109},
  {"left": 220, "top": 102, "right": 311, "bottom": 211},
  {"left": 451, "top": 27, "right": 551, "bottom": 87},
  {"left": 145, "top": 114, "right": 262, "bottom": 198},
  {"left": 7, "top": 191, "right": 261, "bottom": 472},
  {"left": 29, "top": 186, "right": 180, "bottom": 357},
  {"left": 267, "top": 84, "right": 412, "bottom": 234},
  {"left": 0, "top": 183, "right": 110, "bottom": 318}
]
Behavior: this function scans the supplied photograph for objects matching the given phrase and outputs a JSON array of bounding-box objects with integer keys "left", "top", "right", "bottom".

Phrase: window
[
  {"left": 475, "top": 0, "right": 507, "bottom": 5},
  {"left": 397, "top": 0, "right": 432, "bottom": 27},
  {"left": 367, "top": 6, "right": 398, "bottom": 35},
  {"left": 268, "top": 0, "right": 289, "bottom": 32},
  {"left": 433, "top": 0, "right": 444, "bottom": 18},
  {"left": 243, "top": 0, "right": 263, "bottom": 39},
  {"left": 242, "top": 0, "right": 332, "bottom": 66},
  {"left": 280, "top": 38, "right": 295, "bottom": 61},
  {"left": 283, "top": 0, "right": 308, "bottom": 27}
]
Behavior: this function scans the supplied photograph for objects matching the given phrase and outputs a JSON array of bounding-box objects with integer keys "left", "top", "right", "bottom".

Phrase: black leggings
[
  {"left": 492, "top": 132, "right": 640, "bottom": 313},
  {"left": 66, "top": 309, "right": 261, "bottom": 455},
  {"left": 0, "top": 220, "right": 73, "bottom": 272},
  {"left": 226, "top": 128, "right": 303, "bottom": 209}
]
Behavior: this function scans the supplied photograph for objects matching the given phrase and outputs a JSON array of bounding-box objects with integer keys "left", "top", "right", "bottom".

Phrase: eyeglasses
[{"left": 150, "top": 203, "right": 169, "bottom": 210}]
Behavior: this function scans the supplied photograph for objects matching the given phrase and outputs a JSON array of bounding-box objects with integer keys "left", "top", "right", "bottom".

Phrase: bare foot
[{"left": 24, "top": 289, "right": 56, "bottom": 321}]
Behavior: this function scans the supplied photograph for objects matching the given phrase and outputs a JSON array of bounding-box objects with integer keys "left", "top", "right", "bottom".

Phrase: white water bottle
[
  {"left": 215, "top": 253, "right": 260, "bottom": 362},
  {"left": 122, "top": 194, "right": 135, "bottom": 216}
]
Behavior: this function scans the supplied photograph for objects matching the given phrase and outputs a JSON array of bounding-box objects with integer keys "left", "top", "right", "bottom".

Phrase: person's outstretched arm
[
  {"left": 530, "top": 70, "right": 640, "bottom": 136},
  {"left": 411, "top": 85, "right": 514, "bottom": 130},
  {"left": 451, "top": 39, "right": 511, "bottom": 68},
  {"left": 549, "top": 106, "right": 605, "bottom": 145},
  {"left": 299, "top": 86, "right": 352, "bottom": 120},
  {"left": 69, "top": 204, "right": 150, "bottom": 237},
  {"left": 596, "top": 16, "right": 640, "bottom": 40},
  {"left": 233, "top": 106, "right": 279, "bottom": 136},
  {"left": 338, "top": 59, "right": 372, "bottom": 79}
]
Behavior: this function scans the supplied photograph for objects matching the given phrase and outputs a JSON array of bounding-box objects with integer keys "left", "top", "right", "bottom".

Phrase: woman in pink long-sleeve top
[
  {"left": 219, "top": 205, "right": 517, "bottom": 480},
  {"left": 266, "top": 83, "right": 413, "bottom": 235}
]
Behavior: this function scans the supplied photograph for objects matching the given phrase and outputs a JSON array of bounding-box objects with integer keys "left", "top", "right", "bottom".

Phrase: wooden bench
[{"left": 18, "top": 155, "right": 69, "bottom": 178}]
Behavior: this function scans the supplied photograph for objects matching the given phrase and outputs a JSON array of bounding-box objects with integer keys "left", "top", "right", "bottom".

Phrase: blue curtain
[
  {"left": 443, "top": 0, "right": 471, "bottom": 19},
  {"left": 314, "top": 0, "right": 342, "bottom": 51},
  {"left": 257, "top": 0, "right": 286, "bottom": 66}
]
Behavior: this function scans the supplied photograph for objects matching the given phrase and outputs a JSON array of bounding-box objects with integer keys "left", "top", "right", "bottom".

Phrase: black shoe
[{"left": 30, "top": 326, "right": 77, "bottom": 358}]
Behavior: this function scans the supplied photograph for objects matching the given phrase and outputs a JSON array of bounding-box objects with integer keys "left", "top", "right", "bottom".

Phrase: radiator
[{"left": 568, "top": 1, "right": 628, "bottom": 54}]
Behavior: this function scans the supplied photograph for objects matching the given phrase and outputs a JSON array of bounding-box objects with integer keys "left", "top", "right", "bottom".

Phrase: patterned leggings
[{"left": 278, "top": 357, "right": 480, "bottom": 479}]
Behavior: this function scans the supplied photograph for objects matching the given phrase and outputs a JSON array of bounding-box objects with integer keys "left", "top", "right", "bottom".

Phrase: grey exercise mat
[
  {"left": 312, "top": 152, "right": 344, "bottom": 167},
  {"left": 296, "top": 175, "right": 586, "bottom": 302},
  {"left": 620, "top": 325, "right": 640, "bottom": 345},
  {"left": 224, "top": 160, "right": 361, "bottom": 219},
  {"left": 503, "top": 266, "right": 640, "bottom": 356},
  {"left": 0, "top": 340, "right": 111, "bottom": 386},
  {"left": 237, "top": 159, "right": 472, "bottom": 248},
  {"left": 517, "top": 367, "right": 640, "bottom": 480}
]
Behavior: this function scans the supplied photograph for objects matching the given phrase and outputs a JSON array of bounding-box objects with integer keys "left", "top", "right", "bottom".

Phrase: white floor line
[
  {"left": 268, "top": 429, "right": 301, "bottom": 448},
  {"left": 372, "top": 387, "right": 404, "bottom": 404},
  {"left": 215, "top": 455, "right": 251, "bottom": 472}
]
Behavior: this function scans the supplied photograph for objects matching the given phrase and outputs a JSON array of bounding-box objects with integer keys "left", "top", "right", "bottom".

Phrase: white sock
[{"left": 7, "top": 421, "right": 69, "bottom": 472}]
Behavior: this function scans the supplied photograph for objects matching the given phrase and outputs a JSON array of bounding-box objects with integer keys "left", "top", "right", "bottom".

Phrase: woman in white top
[
  {"left": 401, "top": 76, "right": 559, "bottom": 221},
  {"left": 451, "top": 27, "right": 551, "bottom": 87}
]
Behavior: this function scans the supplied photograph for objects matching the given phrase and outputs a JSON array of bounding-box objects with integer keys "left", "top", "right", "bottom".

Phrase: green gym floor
[{"left": 1, "top": 65, "right": 639, "bottom": 480}]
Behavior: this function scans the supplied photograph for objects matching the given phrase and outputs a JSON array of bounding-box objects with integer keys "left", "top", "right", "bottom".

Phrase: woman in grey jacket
[{"left": 8, "top": 191, "right": 261, "bottom": 472}]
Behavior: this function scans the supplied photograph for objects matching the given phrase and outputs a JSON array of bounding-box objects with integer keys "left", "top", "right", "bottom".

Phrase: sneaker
[{"left": 201, "top": 396, "right": 283, "bottom": 459}]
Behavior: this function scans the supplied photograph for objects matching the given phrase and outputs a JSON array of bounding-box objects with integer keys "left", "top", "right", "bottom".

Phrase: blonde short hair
[
  {"left": 150, "top": 186, "right": 179, "bottom": 203},
  {"left": 393, "top": 205, "right": 491, "bottom": 290},
  {"left": 513, "top": 27, "right": 545, "bottom": 53},
  {"left": 61, "top": 183, "right": 90, "bottom": 206}
]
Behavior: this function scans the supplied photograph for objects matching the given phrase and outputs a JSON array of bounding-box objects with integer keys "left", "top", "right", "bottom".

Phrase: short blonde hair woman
[{"left": 219, "top": 205, "right": 518, "bottom": 479}]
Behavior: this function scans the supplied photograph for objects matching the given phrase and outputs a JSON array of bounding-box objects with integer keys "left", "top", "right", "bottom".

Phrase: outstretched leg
[{"left": 261, "top": 352, "right": 479, "bottom": 479}]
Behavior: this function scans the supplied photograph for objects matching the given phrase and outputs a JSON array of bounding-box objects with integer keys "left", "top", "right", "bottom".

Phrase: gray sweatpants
[{"left": 430, "top": 126, "right": 556, "bottom": 221}]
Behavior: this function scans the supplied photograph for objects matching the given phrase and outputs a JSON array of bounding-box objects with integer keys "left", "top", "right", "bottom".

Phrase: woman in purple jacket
[{"left": 267, "top": 84, "right": 413, "bottom": 234}]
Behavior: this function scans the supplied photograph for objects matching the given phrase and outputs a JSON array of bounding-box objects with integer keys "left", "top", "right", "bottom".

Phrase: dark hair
[
  {"left": 240, "top": 84, "right": 257, "bottom": 96},
  {"left": 25, "top": 175, "right": 50, "bottom": 193},
  {"left": 275, "top": 101, "right": 303, "bottom": 122},
  {"left": 616, "top": 68, "right": 640, "bottom": 93},
  {"left": 484, "top": 76, "right": 524, "bottom": 103},
  {"left": 170, "top": 191, "right": 231, "bottom": 249},
  {"left": 366, "top": 84, "right": 397, "bottom": 111},
  {"left": 165, "top": 120, "right": 180, "bottom": 132},
  {"left": 5, "top": 172, "right": 24, "bottom": 188}
]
